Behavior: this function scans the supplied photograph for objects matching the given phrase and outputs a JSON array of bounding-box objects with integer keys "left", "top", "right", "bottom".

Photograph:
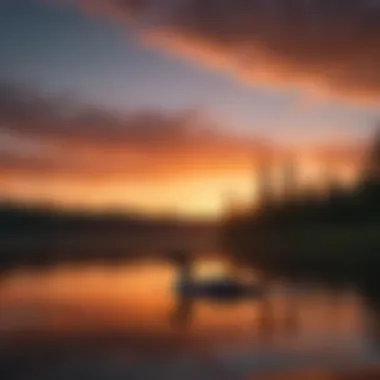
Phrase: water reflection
[
  {"left": 170, "top": 296, "right": 194, "bottom": 329},
  {"left": 257, "top": 295, "right": 276, "bottom": 342},
  {"left": 0, "top": 260, "right": 380, "bottom": 379}
]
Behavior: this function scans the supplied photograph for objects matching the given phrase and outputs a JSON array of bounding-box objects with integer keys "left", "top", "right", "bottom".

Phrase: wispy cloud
[
  {"left": 67, "top": 0, "right": 380, "bottom": 103},
  {"left": 0, "top": 82, "right": 364, "bottom": 183},
  {"left": 0, "top": 82, "right": 271, "bottom": 182}
]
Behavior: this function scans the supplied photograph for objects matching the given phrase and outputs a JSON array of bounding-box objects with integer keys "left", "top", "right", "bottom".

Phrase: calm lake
[{"left": 1, "top": 257, "right": 380, "bottom": 379}]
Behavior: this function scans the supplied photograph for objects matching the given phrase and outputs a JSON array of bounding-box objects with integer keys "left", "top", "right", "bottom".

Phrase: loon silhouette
[
  {"left": 175, "top": 277, "right": 264, "bottom": 299},
  {"left": 170, "top": 250, "right": 264, "bottom": 300}
]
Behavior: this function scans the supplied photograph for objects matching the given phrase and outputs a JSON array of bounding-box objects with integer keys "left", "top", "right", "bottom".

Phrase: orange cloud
[
  {"left": 0, "top": 83, "right": 274, "bottom": 182},
  {"left": 0, "top": 83, "right": 366, "bottom": 216}
]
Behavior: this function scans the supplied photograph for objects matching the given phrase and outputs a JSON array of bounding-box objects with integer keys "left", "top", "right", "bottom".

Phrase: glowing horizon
[{"left": 0, "top": 153, "right": 363, "bottom": 219}]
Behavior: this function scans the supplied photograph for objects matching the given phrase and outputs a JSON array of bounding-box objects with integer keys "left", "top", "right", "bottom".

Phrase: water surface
[{"left": 0, "top": 258, "right": 379, "bottom": 379}]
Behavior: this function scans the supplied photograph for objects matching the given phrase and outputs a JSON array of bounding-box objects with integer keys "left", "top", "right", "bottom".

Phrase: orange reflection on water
[
  {"left": 0, "top": 260, "right": 368, "bottom": 352},
  {"left": 0, "top": 262, "right": 176, "bottom": 336}
]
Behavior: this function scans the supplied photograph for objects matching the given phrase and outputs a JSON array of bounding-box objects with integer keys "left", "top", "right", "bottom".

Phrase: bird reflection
[
  {"left": 170, "top": 296, "right": 194, "bottom": 329},
  {"left": 170, "top": 287, "right": 301, "bottom": 340},
  {"left": 257, "top": 296, "right": 275, "bottom": 342}
]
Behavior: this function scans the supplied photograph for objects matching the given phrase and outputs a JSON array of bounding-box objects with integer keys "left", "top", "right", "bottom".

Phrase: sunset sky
[{"left": 1, "top": 0, "right": 380, "bottom": 217}]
